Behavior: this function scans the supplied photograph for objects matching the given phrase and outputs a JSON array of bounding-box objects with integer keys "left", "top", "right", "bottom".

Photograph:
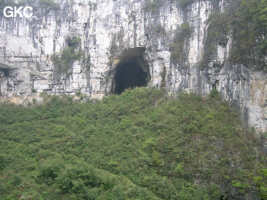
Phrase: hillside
[
  {"left": 0, "top": 0, "right": 266, "bottom": 133},
  {"left": 0, "top": 88, "right": 266, "bottom": 200}
]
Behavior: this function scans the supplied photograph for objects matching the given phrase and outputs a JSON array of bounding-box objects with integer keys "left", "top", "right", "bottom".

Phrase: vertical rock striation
[{"left": 0, "top": 0, "right": 266, "bottom": 132}]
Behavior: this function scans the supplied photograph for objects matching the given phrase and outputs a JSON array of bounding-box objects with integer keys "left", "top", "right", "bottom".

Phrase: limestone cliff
[{"left": 0, "top": 0, "right": 266, "bottom": 133}]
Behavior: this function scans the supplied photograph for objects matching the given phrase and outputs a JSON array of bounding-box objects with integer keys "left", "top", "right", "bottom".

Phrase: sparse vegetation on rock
[
  {"left": 202, "top": 0, "right": 267, "bottom": 67},
  {"left": 170, "top": 22, "right": 193, "bottom": 64},
  {"left": 51, "top": 36, "right": 82, "bottom": 74}
]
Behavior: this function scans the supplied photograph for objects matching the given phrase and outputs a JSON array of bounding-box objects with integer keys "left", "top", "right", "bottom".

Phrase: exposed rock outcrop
[{"left": 0, "top": 0, "right": 266, "bottom": 132}]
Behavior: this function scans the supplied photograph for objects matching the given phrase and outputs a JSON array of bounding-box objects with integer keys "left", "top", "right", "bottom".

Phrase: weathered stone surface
[{"left": 0, "top": 0, "right": 266, "bottom": 132}]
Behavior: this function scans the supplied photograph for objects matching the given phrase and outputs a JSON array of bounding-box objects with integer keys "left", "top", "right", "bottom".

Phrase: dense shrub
[
  {"left": 144, "top": 0, "right": 164, "bottom": 13},
  {"left": 176, "top": 0, "right": 195, "bottom": 8},
  {"left": 170, "top": 22, "right": 193, "bottom": 63},
  {"left": 203, "top": 0, "right": 267, "bottom": 67},
  {"left": 0, "top": 88, "right": 266, "bottom": 199},
  {"left": 51, "top": 36, "right": 82, "bottom": 73},
  {"left": 39, "top": 0, "right": 60, "bottom": 12}
]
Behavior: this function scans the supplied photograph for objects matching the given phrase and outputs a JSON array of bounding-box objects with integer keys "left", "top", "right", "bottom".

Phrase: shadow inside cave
[{"left": 114, "top": 60, "right": 148, "bottom": 94}]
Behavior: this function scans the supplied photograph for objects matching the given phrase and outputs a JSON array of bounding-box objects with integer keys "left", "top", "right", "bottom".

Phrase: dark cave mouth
[{"left": 114, "top": 59, "right": 149, "bottom": 94}]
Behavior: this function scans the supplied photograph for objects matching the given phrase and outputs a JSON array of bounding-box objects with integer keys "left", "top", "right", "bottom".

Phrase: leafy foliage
[
  {"left": 144, "top": 0, "right": 164, "bottom": 13},
  {"left": 254, "top": 166, "right": 267, "bottom": 199},
  {"left": 144, "top": 0, "right": 196, "bottom": 11},
  {"left": 229, "top": 0, "right": 267, "bottom": 64},
  {"left": 0, "top": 88, "right": 266, "bottom": 199},
  {"left": 170, "top": 22, "right": 193, "bottom": 63},
  {"left": 88, "top": 1, "right": 97, "bottom": 10},
  {"left": 176, "top": 0, "right": 195, "bottom": 8},
  {"left": 51, "top": 36, "right": 82, "bottom": 73},
  {"left": 204, "top": 0, "right": 267, "bottom": 67},
  {"left": 38, "top": 0, "right": 60, "bottom": 13}
]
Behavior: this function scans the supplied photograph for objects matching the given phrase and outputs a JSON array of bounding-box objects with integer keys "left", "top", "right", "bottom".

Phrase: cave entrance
[
  {"left": 114, "top": 60, "right": 148, "bottom": 94},
  {"left": 113, "top": 47, "right": 150, "bottom": 94}
]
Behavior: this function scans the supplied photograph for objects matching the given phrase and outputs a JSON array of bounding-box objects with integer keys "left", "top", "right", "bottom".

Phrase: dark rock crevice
[
  {"left": 111, "top": 47, "right": 150, "bottom": 94},
  {"left": 114, "top": 60, "right": 148, "bottom": 94}
]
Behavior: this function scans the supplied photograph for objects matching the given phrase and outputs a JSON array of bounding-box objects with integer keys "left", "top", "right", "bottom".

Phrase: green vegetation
[
  {"left": 170, "top": 22, "right": 193, "bottom": 63},
  {"left": 160, "top": 65, "right": 166, "bottom": 88},
  {"left": 151, "top": 24, "right": 166, "bottom": 36},
  {"left": 144, "top": 0, "right": 164, "bottom": 13},
  {"left": 0, "top": 88, "right": 266, "bottom": 199},
  {"left": 229, "top": 0, "right": 267, "bottom": 64},
  {"left": 144, "top": 0, "right": 196, "bottom": 12},
  {"left": 203, "top": 0, "right": 267, "bottom": 67},
  {"left": 88, "top": 1, "right": 97, "bottom": 10},
  {"left": 200, "top": 12, "right": 230, "bottom": 69},
  {"left": 143, "top": 0, "right": 198, "bottom": 12},
  {"left": 176, "top": 0, "right": 195, "bottom": 9},
  {"left": 31, "top": 89, "right": 37, "bottom": 93},
  {"left": 109, "top": 30, "right": 125, "bottom": 66},
  {"left": 254, "top": 167, "right": 267, "bottom": 199},
  {"left": 38, "top": 0, "right": 60, "bottom": 13},
  {"left": 82, "top": 55, "right": 91, "bottom": 71},
  {"left": 51, "top": 36, "right": 82, "bottom": 74}
]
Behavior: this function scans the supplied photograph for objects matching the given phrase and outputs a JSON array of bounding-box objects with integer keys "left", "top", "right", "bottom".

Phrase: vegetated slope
[
  {"left": 203, "top": 0, "right": 266, "bottom": 67},
  {"left": 0, "top": 88, "right": 266, "bottom": 200}
]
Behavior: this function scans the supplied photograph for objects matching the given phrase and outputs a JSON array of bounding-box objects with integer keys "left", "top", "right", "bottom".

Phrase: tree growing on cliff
[{"left": 51, "top": 36, "right": 82, "bottom": 74}]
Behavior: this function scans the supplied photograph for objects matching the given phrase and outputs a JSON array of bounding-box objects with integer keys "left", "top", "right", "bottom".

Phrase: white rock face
[{"left": 0, "top": 0, "right": 266, "bottom": 132}]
